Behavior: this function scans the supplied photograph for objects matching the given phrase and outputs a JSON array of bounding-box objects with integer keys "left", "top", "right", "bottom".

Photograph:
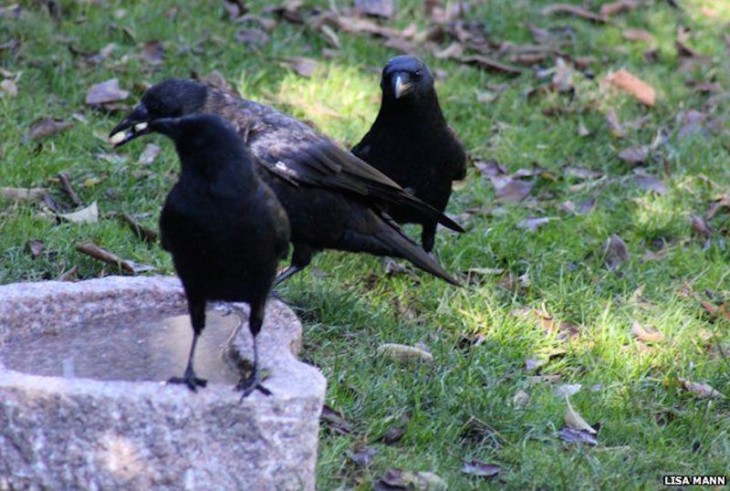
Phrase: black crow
[
  {"left": 136, "top": 113, "right": 290, "bottom": 397},
  {"left": 352, "top": 55, "right": 467, "bottom": 253},
  {"left": 110, "top": 78, "right": 462, "bottom": 286}
]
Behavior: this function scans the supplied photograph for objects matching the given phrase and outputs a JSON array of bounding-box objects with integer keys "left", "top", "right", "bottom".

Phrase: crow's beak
[
  {"left": 108, "top": 104, "right": 150, "bottom": 147},
  {"left": 393, "top": 74, "right": 413, "bottom": 99}
]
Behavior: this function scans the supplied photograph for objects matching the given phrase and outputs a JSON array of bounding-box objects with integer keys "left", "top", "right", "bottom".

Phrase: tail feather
[{"left": 373, "top": 215, "right": 461, "bottom": 286}]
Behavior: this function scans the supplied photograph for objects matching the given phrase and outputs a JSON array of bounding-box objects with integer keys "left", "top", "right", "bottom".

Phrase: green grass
[{"left": 1, "top": 0, "right": 729, "bottom": 488}]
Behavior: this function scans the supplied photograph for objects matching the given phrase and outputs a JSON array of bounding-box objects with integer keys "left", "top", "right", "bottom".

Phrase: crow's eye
[{"left": 414, "top": 70, "right": 423, "bottom": 78}]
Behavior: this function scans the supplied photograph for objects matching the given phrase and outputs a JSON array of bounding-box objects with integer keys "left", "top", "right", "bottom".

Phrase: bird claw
[
  {"left": 235, "top": 372, "right": 272, "bottom": 400},
  {"left": 167, "top": 371, "right": 207, "bottom": 392}
]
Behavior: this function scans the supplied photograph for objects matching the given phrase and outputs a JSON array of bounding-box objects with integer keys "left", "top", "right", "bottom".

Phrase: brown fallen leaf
[
  {"left": 475, "top": 159, "right": 507, "bottom": 177},
  {"left": 456, "top": 55, "right": 523, "bottom": 76},
  {"left": 26, "top": 117, "right": 74, "bottom": 141},
  {"left": 561, "top": 198, "right": 597, "bottom": 215},
  {"left": 320, "top": 404, "right": 351, "bottom": 435},
  {"left": 461, "top": 460, "right": 501, "bottom": 478},
  {"left": 223, "top": 0, "right": 247, "bottom": 19},
  {"left": 517, "top": 216, "right": 555, "bottom": 232},
  {"left": 633, "top": 174, "right": 667, "bottom": 195},
  {"left": 25, "top": 239, "right": 45, "bottom": 258},
  {"left": 690, "top": 214, "right": 711, "bottom": 240},
  {"left": 604, "top": 234, "right": 629, "bottom": 269},
  {"left": 0, "top": 78, "right": 18, "bottom": 97},
  {"left": 76, "top": 242, "right": 155, "bottom": 275},
  {"left": 605, "top": 109, "right": 626, "bottom": 138},
  {"left": 280, "top": 56, "right": 321, "bottom": 78},
  {"left": 235, "top": 27, "right": 270, "bottom": 46},
  {"left": 355, "top": 0, "right": 394, "bottom": 18},
  {"left": 119, "top": 212, "right": 159, "bottom": 244},
  {"left": 600, "top": 0, "right": 638, "bottom": 17},
  {"left": 58, "top": 172, "right": 83, "bottom": 207},
  {"left": 623, "top": 28, "right": 655, "bottom": 44},
  {"left": 377, "top": 343, "right": 433, "bottom": 364},
  {"left": 542, "top": 4, "right": 608, "bottom": 23},
  {"left": 85, "top": 79, "right": 129, "bottom": 106},
  {"left": 604, "top": 69, "right": 656, "bottom": 106},
  {"left": 551, "top": 57, "right": 574, "bottom": 93},
  {"left": 706, "top": 194, "right": 730, "bottom": 220},
  {"left": 679, "top": 379, "right": 725, "bottom": 399},
  {"left": 558, "top": 427, "right": 598, "bottom": 446},
  {"left": 138, "top": 143, "right": 161, "bottom": 165},
  {"left": 0, "top": 187, "right": 48, "bottom": 202},
  {"left": 564, "top": 397, "right": 597, "bottom": 434},
  {"left": 699, "top": 300, "right": 730, "bottom": 321},
  {"left": 489, "top": 176, "right": 534, "bottom": 202},
  {"left": 374, "top": 468, "right": 447, "bottom": 491},
  {"left": 630, "top": 321, "right": 664, "bottom": 343},
  {"left": 618, "top": 145, "right": 649, "bottom": 165},
  {"left": 140, "top": 40, "right": 164, "bottom": 65},
  {"left": 347, "top": 444, "right": 379, "bottom": 467},
  {"left": 59, "top": 202, "right": 99, "bottom": 224}
]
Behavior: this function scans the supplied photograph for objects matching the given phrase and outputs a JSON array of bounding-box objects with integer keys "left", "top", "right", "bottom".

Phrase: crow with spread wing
[{"left": 110, "top": 78, "right": 462, "bottom": 286}]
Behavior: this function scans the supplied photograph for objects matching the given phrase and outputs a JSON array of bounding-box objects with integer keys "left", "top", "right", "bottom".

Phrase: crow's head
[
  {"left": 109, "top": 78, "right": 208, "bottom": 147},
  {"left": 380, "top": 55, "right": 434, "bottom": 101}
]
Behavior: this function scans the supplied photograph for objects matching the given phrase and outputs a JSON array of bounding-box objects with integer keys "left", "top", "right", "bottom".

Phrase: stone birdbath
[{"left": 0, "top": 276, "right": 325, "bottom": 490}]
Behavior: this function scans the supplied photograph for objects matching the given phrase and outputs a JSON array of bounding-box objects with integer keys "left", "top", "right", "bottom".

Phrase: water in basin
[{"left": 0, "top": 308, "right": 245, "bottom": 385}]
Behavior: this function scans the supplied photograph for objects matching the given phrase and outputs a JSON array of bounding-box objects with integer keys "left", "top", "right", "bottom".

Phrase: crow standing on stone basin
[
  {"left": 130, "top": 113, "right": 290, "bottom": 397},
  {"left": 109, "top": 78, "right": 462, "bottom": 286},
  {"left": 352, "top": 55, "right": 467, "bottom": 253}
]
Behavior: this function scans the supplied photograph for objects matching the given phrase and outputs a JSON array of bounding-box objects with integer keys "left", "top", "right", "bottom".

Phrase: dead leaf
[
  {"left": 604, "top": 234, "right": 629, "bottom": 269},
  {"left": 456, "top": 55, "right": 523, "bottom": 76},
  {"left": 85, "top": 79, "right": 129, "bottom": 106},
  {"left": 623, "top": 29, "right": 655, "bottom": 44},
  {"left": 558, "top": 427, "right": 598, "bottom": 446},
  {"left": 377, "top": 343, "right": 433, "bottom": 364},
  {"left": 562, "top": 198, "right": 596, "bottom": 215},
  {"left": 600, "top": 0, "right": 638, "bottom": 17},
  {"left": 320, "top": 404, "right": 351, "bottom": 435},
  {"left": 618, "top": 145, "right": 649, "bottom": 165},
  {"left": 140, "top": 40, "right": 164, "bottom": 65},
  {"left": 347, "top": 444, "right": 379, "bottom": 466},
  {"left": 512, "top": 389, "right": 529, "bottom": 408},
  {"left": 433, "top": 41, "right": 463, "bottom": 60},
  {"left": 461, "top": 460, "right": 501, "bottom": 478},
  {"left": 676, "top": 27, "right": 707, "bottom": 60},
  {"left": 118, "top": 212, "right": 159, "bottom": 244},
  {"left": 633, "top": 174, "right": 667, "bottom": 195},
  {"left": 690, "top": 214, "right": 711, "bottom": 239},
  {"left": 57, "top": 172, "right": 82, "bottom": 207},
  {"left": 605, "top": 109, "right": 626, "bottom": 138},
  {"left": 235, "top": 27, "right": 270, "bottom": 46},
  {"left": 378, "top": 423, "right": 407, "bottom": 445},
  {"left": 577, "top": 121, "right": 591, "bottom": 137},
  {"left": 551, "top": 57, "right": 573, "bottom": 93},
  {"left": 223, "top": 0, "right": 247, "bottom": 19},
  {"left": 678, "top": 110, "right": 708, "bottom": 140},
  {"left": 555, "top": 384, "right": 582, "bottom": 398},
  {"left": 564, "top": 166, "right": 604, "bottom": 180},
  {"left": 706, "top": 194, "right": 730, "bottom": 220},
  {"left": 517, "top": 216, "right": 555, "bottom": 232},
  {"left": 76, "top": 242, "right": 155, "bottom": 275},
  {"left": 26, "top": 117, "right": 74, "bottom": 141},
  {"left": 280, "top": 56, "right": 320, "bottom": 78},
  {"left": 525, "top": 357, "right": 546, "bottom": 371},
  {"left": 679, "top": 379, "right": 725, "bottom": 399},
  {"left": 374, "top": 468, "right": 447, "bottom": 491},
  {"left": 475, "top": 159, "right": 507, "bottom": 177},
  {"left": 630, "top": 321, "right": 664, "bottom": 343},
  {"left": 25, "top": 239, "right": 45, "bottom": 258},
  {"left": 138, "top": 143, "right": 161, "bottom": 165},
  {"left": 489, "top": 176, "right": 534, "bottom": 202},
  {"left": 564, "top": 397, "right": 597, "bottom": 434},
  {"left": 355, "top": 0, "right": 394, "bottom": 18},
  {"left": 59, "top": 202, "right": 99, "bottom": 224},
  {"left": 0, "top": 187, "right": 47, "bottom": 202},
  {"left": 604, "top": 69, "right": 656, "bottom": 106},
  {"left": 0, "top": 78, "right": 18, "bottom": 97},
  {"left": 542, "top": 4, "right": 608, "bottom": 23}
]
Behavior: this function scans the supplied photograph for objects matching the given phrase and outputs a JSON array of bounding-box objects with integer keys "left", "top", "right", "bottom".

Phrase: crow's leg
[
  {"left": 273, "top": 244, "right": 313, "bottom": 286},
  {"left": 421, "top": 221, "right": 437, "bottom": 253},
  {"left": 235, "top": 300, "right": 271, "bottom": 400},
  {"left": 168, "top": 298, "right": 208, "bottom": 391}
]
